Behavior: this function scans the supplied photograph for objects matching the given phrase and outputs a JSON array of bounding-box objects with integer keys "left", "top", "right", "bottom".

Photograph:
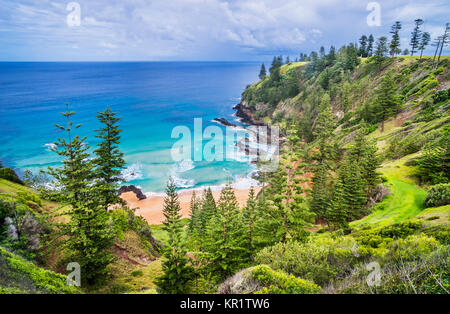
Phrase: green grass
[
  {"left": 280, "top": 62, "right": 307, "bottom": 75},
  {"left": 0, "top": 178, "right": 30, "bottom": 195},
  {"left": 150, "top": 218, "right": 190, "bottom": 245},
  {"left": 351, "top": 155, "right": 427, "bottom": 227},
  {"left": 416, "top": 205, "right": 450, "bottom": 226},
  {"left": 249, "top": 61, "right": 308, "bottom": 92},
  {"left": 0, "top": 246, "right": 80, "bottom": 294}
]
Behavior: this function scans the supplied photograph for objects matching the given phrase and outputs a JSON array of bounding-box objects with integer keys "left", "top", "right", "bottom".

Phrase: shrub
[
  {"left": 356, "top": 220, "right": 423, "bottom": 245},
  {"left": 251, "top": 265, "right": 320, "bottom": 294},
  {"left": 424, "top": 184, "right": 450, "bottom": 208},
  {"left": 0, "top": 168, "right": 24, "bottom": 185},
  {"left": 386, "top": 234, "right": 443, "bottom": 261},
  {"left": 16, "top": 191, "right": 42, "bottom": 207},
  {"left": 131, "top": 270, "right": 143, "bottom": 277},
  {"left": 331, "top": 248, "right": 448, "bottom": 294},
  {"left": 433, "top": 89, "right": 449, "bottom": 104},
  {"left": 272, "top": 110, "right": 284, "bottom": 123},
  {"left": 255, "top": 237, "right": 361, "bottom": 286},
  {"left": 0, "top": 246, "right": 79, "bottom": 294}
]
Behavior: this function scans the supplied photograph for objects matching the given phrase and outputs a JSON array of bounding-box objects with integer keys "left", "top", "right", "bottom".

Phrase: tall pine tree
[
  {"left": 241, "top": 187, "right": 259, "bottom": 263},
  {"left": 326, "top": 179, "right": 349, "bottom": 231},
  {"left": 198, "top": 187, "right": 216, "bottom": 242},
  {"left": 93, "top": 106, "right": 126, "bottom": 208},
  {"left": 259, "top": 63, "right": 267, "bottom": 80},
  {"left": 410, "top": 19, "right": 424, "bottom": 56},
  {"left": 374, "top": 72, "right": 400, "bottom": 132},
  {"left": 156, "top": 178, "right": 194, "bottom": 294},
  {"left": 203, "top": 185, "right": 245, "bottom": 278},
  {"left": 389, "top": 21, "right": 402, "bottom": 57},
  {"left": 419, "top": 32, "right": 431, "bottom": 60},
  {"left": 49, "top": 103, "right": 115, "bottom": 285}
]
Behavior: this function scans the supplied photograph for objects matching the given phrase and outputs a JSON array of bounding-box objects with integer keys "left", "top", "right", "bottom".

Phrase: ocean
[{"left": 0, "top": 62, "right": 262, "bottom": 193}]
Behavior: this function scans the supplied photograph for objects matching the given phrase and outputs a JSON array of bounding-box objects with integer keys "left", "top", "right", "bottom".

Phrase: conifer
[
  {"left": 156, "top": 178, "right": 194, "bottom": 293},
  {"left": 198, "top": 187, "right": 216, "bottom": 237},
  {"left": 203, "top": 185, "right": 245, "bottom": 277},
  {"left": 93, "top": 106, "right": 126, "bottom": 208},
  {"left": 49, "top": 103, "right": 115, "bottom": 285},
  {"left": 389, "top": 22, "right": 402, "bottom": 57},
  {"left": 259, "top": 63, "right": 267, "bottom": 80},
  {"left": 326, "top": 179, "right": 349, "bottom": 231},
  {"left": 241, "top": 187, "right": 258, "bottom": 262},
  {"left": 410, "top": 19, "right": 424, "bottom": 56},
  {"left": 374, "top": 72, "right": 400, "bottom": 132}
]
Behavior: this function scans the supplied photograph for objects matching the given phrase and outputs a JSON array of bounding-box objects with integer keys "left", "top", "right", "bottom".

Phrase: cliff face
[
  {"left": 233, "top": 103, "right": 266, "bottom": 126},
  {"left": 240, "top": 56, "right": 450, "bottom": 153}
]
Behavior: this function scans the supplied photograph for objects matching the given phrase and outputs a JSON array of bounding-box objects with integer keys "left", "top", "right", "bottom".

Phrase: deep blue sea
[{"left": 0, "top": 62, "right": 261, "bottom": 193}]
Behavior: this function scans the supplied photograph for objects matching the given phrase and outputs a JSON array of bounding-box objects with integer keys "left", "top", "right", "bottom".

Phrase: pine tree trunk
[
  {"left": 436, "top": 40, "right": 445, "bottom": 68},
  {"left": 432, "top": 41, "right": 440, "bottom": 68}
]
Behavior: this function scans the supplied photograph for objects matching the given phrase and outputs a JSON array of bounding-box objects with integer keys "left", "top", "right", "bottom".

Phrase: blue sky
[{"left": 0, "top": 0, "right": 448, "bottom": 61}]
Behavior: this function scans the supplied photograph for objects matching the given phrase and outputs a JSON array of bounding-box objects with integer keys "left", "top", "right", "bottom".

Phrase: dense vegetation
[
  {"left": 0, "top": 20, "right": 449, "bottom": 295},
  {"left": 0, "top": 106, "right": 161, "bottom": 293}
]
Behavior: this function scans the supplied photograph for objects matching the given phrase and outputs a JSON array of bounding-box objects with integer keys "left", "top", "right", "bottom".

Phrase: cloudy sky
[{"left": 0, "top": 0, "right": 448, "bottom": 61}]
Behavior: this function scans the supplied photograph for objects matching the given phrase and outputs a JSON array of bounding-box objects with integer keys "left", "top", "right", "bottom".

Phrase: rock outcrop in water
[
  {"left": 233, "top": 103, "right": 265, "bottom": 126},
  {"left": 213, "top": 118, "right": 238, "bottom": 128},
  {"left": 118, "top": 185, "right": 147, "bottom": 200}
]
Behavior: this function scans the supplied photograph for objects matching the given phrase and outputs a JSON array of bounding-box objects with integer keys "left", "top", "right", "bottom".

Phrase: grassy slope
[
  {"left": 0, "top": 246, "right": 80, "bottom": 294},
  {"left": 247, "top": 56, "right": 450, "bottom": 230},
  {"left": 351, "top": 155, "right": 427, "bottom": 227},
  {"left": 0, "top": 177, "right": 164, "bottom": 294},
  {"left": 0, "top": 178, "right": 30, "bottom": 194},
  {"left": 251, "top": 61, "right": 307, "bottom": 92},
  {"left": 96, "top": 230, "right": 163, "bottom": 294}
]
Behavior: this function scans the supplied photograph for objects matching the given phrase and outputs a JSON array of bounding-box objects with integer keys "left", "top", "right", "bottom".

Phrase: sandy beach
[{"left": 121, "top": 187, "right": 261, "bottom": 225}]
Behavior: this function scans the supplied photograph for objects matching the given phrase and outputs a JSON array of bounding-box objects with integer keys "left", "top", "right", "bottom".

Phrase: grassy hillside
[
  {"left": 0, "top": 171, "right": 164, "bottom": 294},
  {"left": 242, "top": 54, "right": 449, "bottom": 229},
  {"left": 352, "top": 156, "right": 427, "bottom": 227},
  {"left": 0, "top": 53, "right": 448, "bottom": 294},
  {"left": 0, "top": 245, "right": 80, "bottom": 294}
]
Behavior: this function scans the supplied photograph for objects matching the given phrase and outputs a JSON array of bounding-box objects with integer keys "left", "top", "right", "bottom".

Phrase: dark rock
[
  {"left": 233, "top": 103, "right": 264, "bottom": 126},
  {"left": 213, "top": 118, "right": 238, "bottom": 128},
  {"left": 366, "top": 184, "right": 391, "bottom": 208},
  {"left": 119, "top": 185, "right": 147, "bottom": 200}
]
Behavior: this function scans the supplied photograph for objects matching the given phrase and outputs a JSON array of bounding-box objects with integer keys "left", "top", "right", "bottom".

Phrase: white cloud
[
  {"left": 99, "top": 41, "right": 117, "bottom": 49},
  {"left": 0, "top": 0, "right": 448, "bottom": 60}
]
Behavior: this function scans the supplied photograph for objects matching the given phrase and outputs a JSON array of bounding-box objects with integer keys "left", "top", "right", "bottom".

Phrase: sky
[{"left": 0, "top": 0, "right": 448, "bottom": 61}]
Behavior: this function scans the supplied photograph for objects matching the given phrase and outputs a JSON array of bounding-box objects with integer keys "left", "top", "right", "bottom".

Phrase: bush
[
  {"left": 16, "top": 191, "right": 42, "bottom": 207},
  {"left": 131, "top": 270, "right": 143, "bottom": 277},
  {"left": 424, "top": 184, "right": 450, "bottom": 208},
  {"left": 386, "top": 234, "right": 443, "bottom": 261},
  {"left": 331, "top": 248, "right": 448, "bottom": 294},
  {"left": 433, "top": 89, "right": 449, "bottom": 104},
  {"left": 255, "top": 237, "right": 361, "bottom": 286},
  {"left": 328, "top": 234, "right": 447, "bottom": 294},
  {"left": 251, "top": 265, "right": 320, "bottom": 294},
  {"left": 0, "top": 168, "right": 24, "bottom": 185},
  {"left": 0, "top": 246, "right": 79, "bottom": 294}
]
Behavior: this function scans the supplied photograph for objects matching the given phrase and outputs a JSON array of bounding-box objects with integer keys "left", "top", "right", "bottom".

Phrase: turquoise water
[{"left": 0, "top": 62, "right": 261, "bottom": 193}]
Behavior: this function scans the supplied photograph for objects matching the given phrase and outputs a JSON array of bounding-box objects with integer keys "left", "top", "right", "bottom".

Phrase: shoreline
[
  {"left": 120, "top": 102, "right": 265, "bottom": 225},
  {"left": 121, "top": 186, "right": 261, "bottom": 225}
]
